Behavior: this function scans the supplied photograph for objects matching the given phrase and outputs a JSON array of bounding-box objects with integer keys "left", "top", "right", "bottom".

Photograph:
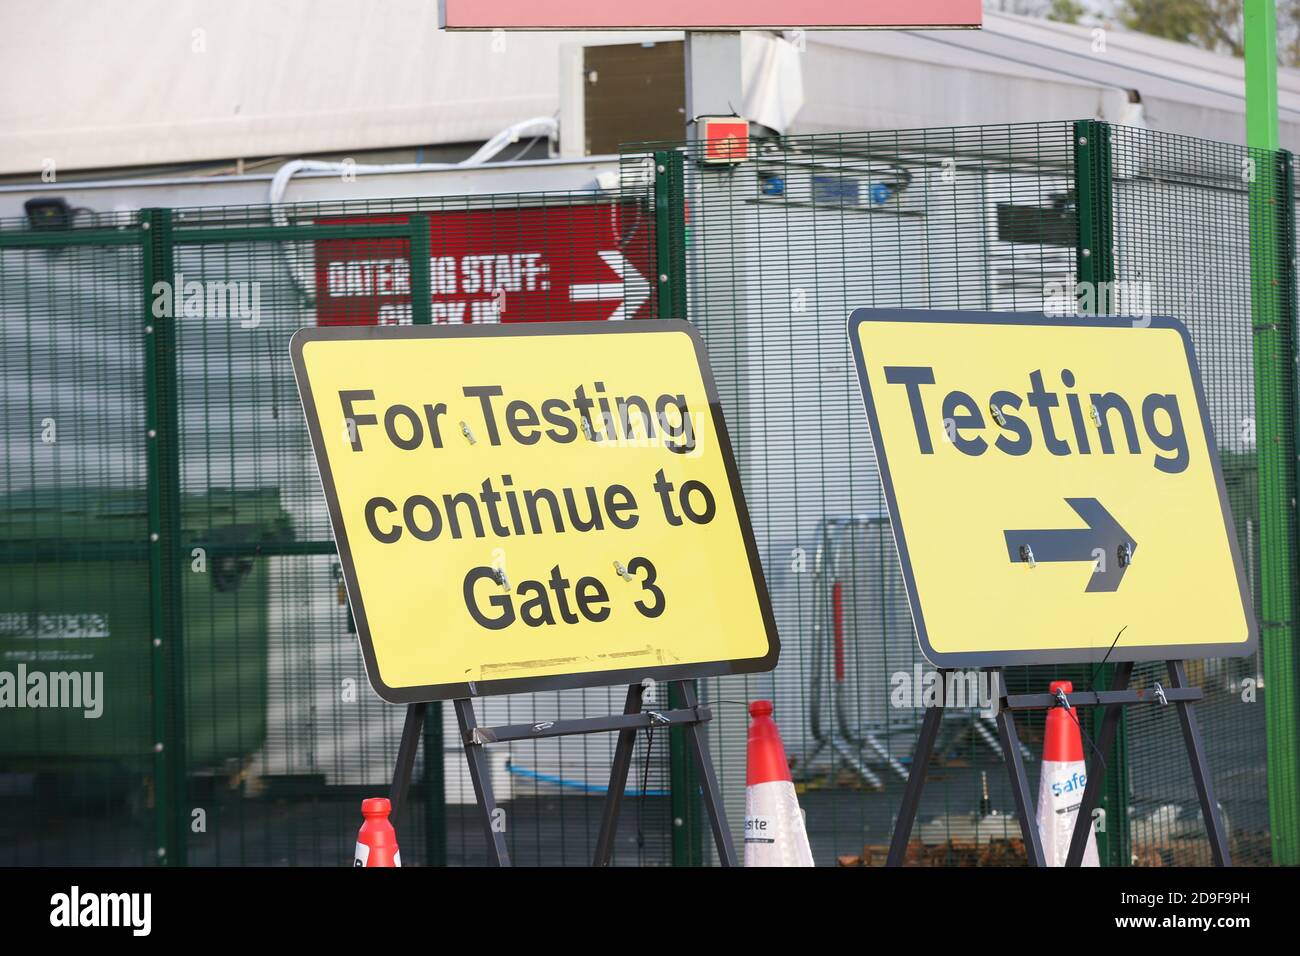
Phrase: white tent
[{"left": 2, "top": 1, "right": 1298, "bottom": 178}]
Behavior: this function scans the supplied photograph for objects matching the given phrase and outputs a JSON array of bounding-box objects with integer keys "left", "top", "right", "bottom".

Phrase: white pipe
[
  {"left": 269, "top": 117, "right": 560, "bottom": 299},
  {"left": 269, "top": 116, "right": 559, "bottom": 209}
]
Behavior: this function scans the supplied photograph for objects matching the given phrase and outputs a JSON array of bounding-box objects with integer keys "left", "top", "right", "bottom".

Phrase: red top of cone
[
  {"left": 1043, "top": 680, "right": 1085, "bottom": 762},
  {"left": 747, "top": 699, "right": 792, "bottom": 785},
  {"left": 356, "top": 796, "right": 400, "bottom": 865}
]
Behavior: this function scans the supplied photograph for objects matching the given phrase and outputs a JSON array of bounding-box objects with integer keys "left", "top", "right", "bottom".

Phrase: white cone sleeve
[
  {"left": 744, "top": 779, "right": 815, "bottom": 867},
  {"left": 1037, "top": 758, "right": 1099, "bottom": 867}
]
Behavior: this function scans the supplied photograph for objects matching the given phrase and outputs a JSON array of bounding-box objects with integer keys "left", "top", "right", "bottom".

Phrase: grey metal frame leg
[
  {"left": 886, "top": 694, "right": 946, "bottom": 866},
  {"left": 593, "top": 684, "right": 645, "bottom": 866},
  {"left": 454, "top": 697, "right": 512, "bottom": 867},
  {"left": 389, "top": 701, "right": 426, "bottom": 824},
  {"left": 677, "top": 681, "right": 738, "bottom": 866},
  {"left": 1066, "top": 661, "right": 1133, "bottom": 866},
  {"left": 1167, "top": 660, "right": 1232, "bottom": 866},
  {"left": 993, "top": 682, "right": 1047, "bottom": 867}
]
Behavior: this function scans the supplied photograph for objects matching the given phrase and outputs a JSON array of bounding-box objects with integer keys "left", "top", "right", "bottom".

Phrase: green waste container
[{"left": 0, "top": 487, "right": 291, "bottom": 768}]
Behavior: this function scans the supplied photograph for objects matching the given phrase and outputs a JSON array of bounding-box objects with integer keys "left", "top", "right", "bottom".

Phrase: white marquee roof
[{"left": 2, "top": 1, "right": 1296, "bottom": 176}]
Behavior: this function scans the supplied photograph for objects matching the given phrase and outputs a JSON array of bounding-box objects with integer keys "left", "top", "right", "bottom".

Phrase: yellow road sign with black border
[
  {"left": 292, "top": 320, "right": 778, "bottom": 702},
  {"left": 848, "top": 309, "right": 1256, "bottom": 666}
]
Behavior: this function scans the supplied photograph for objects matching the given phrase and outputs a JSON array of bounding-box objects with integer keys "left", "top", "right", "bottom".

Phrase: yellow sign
[
  {"left": 848, "top": 310, "right": 1256, "bottom": 666},
  {"left": 292, "top": 321, "right": 778, "bottom": 702}
]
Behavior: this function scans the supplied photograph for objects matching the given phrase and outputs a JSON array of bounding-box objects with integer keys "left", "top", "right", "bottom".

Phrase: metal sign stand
[
  {"left": 886, "top": 661, "right": 1231, "bottom": 867},
  {"left": 388, "top": 681, "right": 738, "bottom": 867}
]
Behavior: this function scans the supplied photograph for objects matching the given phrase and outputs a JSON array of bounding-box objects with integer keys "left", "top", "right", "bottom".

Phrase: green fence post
[
  {"left": 140, "top": 208, "right": 188, "bottom": 866},
  {"left": 406, "top": 214, "right": 447, "bottom": 865},
  {"left": 1273, "top": 149, "right": 1300, "bottom": 867},
  {"left": 654, "top": 150, "right": 688, "bottom": 321},
  {"left": 1074, "top": 120, "right": 1115, "bottom": 290},
  {"left": 653, "top": 151, "right": 702, "bottom": 864},
  {"left": 667, "top": 681, "right": 704, "bottom": 866},
  {"left": 1245, "top": 0, "right": 1300, "bottom": 868},
  {"left": 408, "top": 215, "right": 433, "bottom": 326},
  {"left": 1073, "top": 121, "right": 1130, "bottom": 867}
]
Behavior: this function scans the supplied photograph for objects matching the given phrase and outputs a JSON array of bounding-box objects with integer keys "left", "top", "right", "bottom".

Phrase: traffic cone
[
  {"left": 354, "top": 797, "right": 401, "bottom": 867},
  {"left": 1037, "top": 681, "right": 1099, "bottom": 866},
  {"left": 745, "top": 700, "right": 814, "bottom": 867}
]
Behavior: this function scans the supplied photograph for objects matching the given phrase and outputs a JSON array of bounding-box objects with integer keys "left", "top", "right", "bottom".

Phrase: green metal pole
[
  {"left": 654, "top": 150, "right": 688, "bottom": 321},
  {"left": 653, "top": 152, "right": 702, "bottom": 864},
  {"left": 667, "top": 681, "right": 704, "bottom": 865},
  {"left": 407, "top": 214, "right": 447, "bottom": 866},
  {"left": 1245, "top": 0, "right": 1300, "bottom": 867},
  {"left": 1073, "top": 121, "right": 1130, "bottom": 867},
  {"left": 408, "top": 215, "right": 433, "bottom": 326},
  {"left": 141, "top": 211, "right": 170, "bottom": 866},
  {"left": 1246, "top": 1, "right": 1281, "bottom": 153},
  {"left": 142, "top": 208, "right": 188, "bottom": 866}
]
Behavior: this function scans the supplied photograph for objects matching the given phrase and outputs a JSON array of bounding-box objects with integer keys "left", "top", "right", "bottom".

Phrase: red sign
[
  {"left": 700, "top": 118, "right": 750, "bottom": 164},
  {"left": 314, "top": 203, "right": 654, "bottom": 326},
  {"left": 439, "top": 0, "right": 982, "bottom": 30}
]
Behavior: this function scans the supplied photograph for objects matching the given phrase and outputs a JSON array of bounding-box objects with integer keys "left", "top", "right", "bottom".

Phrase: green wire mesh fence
[
  {"left": 620, "top": 120, "right": 1298, "bottom": 867},
  {"left": 0, "top": 194, "right": 675, "bottom": 866},
  {"left": 0, "top": 119, "right": 1296, "bottom": 866}
]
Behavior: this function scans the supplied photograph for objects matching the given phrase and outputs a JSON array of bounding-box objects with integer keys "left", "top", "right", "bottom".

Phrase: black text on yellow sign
[
  {"left": 848, "top": 309, "right": 1256, "bottom": 667},
  {"left": 292, "top": 321, "right": 779, "bottom": 702}
]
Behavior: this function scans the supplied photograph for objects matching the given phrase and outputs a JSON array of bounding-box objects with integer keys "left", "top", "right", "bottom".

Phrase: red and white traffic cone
[
  {"left": 1037, "top": 681, "right": 1099, "bottom": 866},
  {"left": 744, "top": 700, "right": 814, "bottom": 867},
  {"left": 354, "top": 797, "right": 401, "bottom": 867}
]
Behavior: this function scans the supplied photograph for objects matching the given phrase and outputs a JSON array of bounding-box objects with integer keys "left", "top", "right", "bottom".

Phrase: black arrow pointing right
[{"left": 1003, "top": 497, "right": 1137, "bottom": 593}]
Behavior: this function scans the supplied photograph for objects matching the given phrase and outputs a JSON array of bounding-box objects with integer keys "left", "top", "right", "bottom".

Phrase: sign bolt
[
  {"left": 613, "top": 560, "right": 633, "bottom": 581},
  {"left": 459, "top": 421, "right": 476, "bottom": 445}
]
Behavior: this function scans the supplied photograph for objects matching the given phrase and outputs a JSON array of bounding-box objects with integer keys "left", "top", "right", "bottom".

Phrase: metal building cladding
[{"left": 0, "top": 116, "right": 1295, "bottom": 867}]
